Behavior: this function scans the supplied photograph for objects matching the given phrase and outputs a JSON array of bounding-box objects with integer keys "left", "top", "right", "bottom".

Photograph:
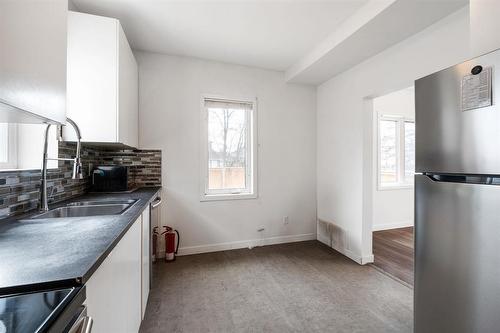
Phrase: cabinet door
[
  {"left": 0, "top": 0, "right": 67, "bottom": 124},
  {"left": 118, "top": 25, "right": 139, "bottom": 148},
  {"left": 66, "top": 11, "right": 118, "bottom": 143},
  {"left": 86, "top": 219, "right": 142, "bottom": 333},
  {"left": 141, "top": 206, "right": 151, "bottom": 319},
  {"left": 66, "top": 11, "right": 138, "bottom": 147}
]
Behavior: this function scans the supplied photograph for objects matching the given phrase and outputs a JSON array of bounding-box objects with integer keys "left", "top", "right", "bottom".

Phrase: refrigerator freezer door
[
  {"left": 415, "top": 174, "right": 500, "bottom": 333},
  {"left": 415, "top": 49, "right": 500, "bottom": 175}
]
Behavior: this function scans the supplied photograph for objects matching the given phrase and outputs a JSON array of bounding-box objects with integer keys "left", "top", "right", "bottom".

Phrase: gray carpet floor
[{"left": 140, "top": 241, "right": 413, "bottom": 333}]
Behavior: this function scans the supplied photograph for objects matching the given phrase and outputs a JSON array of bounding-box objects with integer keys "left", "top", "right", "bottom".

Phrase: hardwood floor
[{"left": 372, "top": 227, "right": 414, "bottom": 286}]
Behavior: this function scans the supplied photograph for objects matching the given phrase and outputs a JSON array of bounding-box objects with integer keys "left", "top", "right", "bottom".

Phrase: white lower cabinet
[
  {"left": 141, "top": 207, "right": 150, "bottom": 319},
  {"left": 85, "top": 218, "right": 142, "bottom": 333}
]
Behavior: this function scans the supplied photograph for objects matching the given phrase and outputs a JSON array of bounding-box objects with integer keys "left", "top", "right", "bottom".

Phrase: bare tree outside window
[
  {"left": 380, "top": 119, "right": 397, "bottom": 183},
  {"left": 378, "top": 116, "right": 415, "bottom": 188},
  {"left": 208, "top": 107, "right": 247, "bottom": 190},
  {"left": 404, "top": 121, "right": 415, "bottom": 183}
]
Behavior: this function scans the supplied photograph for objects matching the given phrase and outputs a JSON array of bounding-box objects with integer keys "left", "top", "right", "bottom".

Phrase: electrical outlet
[{"left": 283, "top": 216, "right": 289, "bottom": 225}]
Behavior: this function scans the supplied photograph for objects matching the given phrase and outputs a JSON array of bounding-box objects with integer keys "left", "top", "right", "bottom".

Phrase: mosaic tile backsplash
[
  {"left": 93, "top": 148, "right": 162, "bottom": 188},
  {"left": 0, "top": 142, "right": 161, "bottom": 219}
]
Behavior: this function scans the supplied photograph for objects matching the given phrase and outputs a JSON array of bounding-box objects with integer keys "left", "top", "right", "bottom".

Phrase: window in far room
[
  {"left": 0, "top": 123, "right": 59, "bottom": 171},
  {"left": 200, "top": 96, "right": 257, "bottom": 201},
  {"left": 0, "top": 123, "right": 17, "bottom": 170},
  {"left": 378, "top": 115, "right": 415, "bottom": 189}
]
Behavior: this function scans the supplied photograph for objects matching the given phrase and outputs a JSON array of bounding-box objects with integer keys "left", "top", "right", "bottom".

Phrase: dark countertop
[{"left": 0, "top": 187, "right": 161, "bottom": 296}]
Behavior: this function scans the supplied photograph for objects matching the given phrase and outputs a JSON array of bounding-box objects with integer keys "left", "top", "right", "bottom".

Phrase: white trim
[
  {"left": 199, "top": 94, "right": 258, "bottom": 202},
  {"left": 372, "top": 220, "right": 413, "bottom": 231},
  {"left": 361, "top": 254, "right": 375, "bottom": 265},
  {"left": 200, "top": 192, "right": 258, "bottom": 202},
  {"left": 317, "top": 232, "right": 374, "bottom": 265},
  {"left": 377, "top": 184, "right": 413, "bottom": 191},
  {"left": 157, "top": 233, "right": 316, "bottom": 257}
]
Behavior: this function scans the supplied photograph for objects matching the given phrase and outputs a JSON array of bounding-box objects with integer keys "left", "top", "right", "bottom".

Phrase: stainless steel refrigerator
[{"left": 415, "top": 49, "right": 500, "bottom": 333}]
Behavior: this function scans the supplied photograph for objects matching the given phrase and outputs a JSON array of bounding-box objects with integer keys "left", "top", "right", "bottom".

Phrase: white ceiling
[{"left": 71, "top": 0, "right": 369, "bottom": 71}]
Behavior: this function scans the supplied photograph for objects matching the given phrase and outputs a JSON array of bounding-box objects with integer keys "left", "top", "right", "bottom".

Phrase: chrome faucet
[{"left": 40, "top": 117, "right": 83, "bottom": 212}]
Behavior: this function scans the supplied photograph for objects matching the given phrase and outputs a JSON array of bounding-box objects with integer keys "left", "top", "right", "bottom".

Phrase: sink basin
[
  {"left": 32, "top": 199, "right": 138, "bottom": 219},
  {"left": 66, "top": 199, "right": 137, "bottom": 207}
]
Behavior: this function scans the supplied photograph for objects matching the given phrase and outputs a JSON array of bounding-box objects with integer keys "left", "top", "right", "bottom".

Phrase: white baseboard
[
  {"left": 361, "top": 254, "right": 374, "bottom": 264},
  {"left": 317, "top": 233, "right": 374, "bottom": 265},
  {"left": 157, "top": 233, "right": 316, "bottom": 257},
  {"left": 372, "top": 220, "right": 413, "bottom": 231}
]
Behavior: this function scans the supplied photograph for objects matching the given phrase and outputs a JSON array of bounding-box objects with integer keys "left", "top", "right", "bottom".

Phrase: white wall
[
  {"left": 316, "top": 7, "right": 472, "bottom": 264},
  {"left": 136, "top": 52, "right": 317, "bottom": 255},
  {"left": 470, "top": 0, "right": 500, "bottom": 55},
  {"left": 372, "top": 87, "right": 414, "bottom": 231}
]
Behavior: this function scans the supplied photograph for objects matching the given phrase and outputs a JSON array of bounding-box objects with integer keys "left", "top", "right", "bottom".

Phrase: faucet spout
[
  {"left": 40, "top": 117, "right": 83, "bottom": 212},
  {"left": 40, "top": 124, "right": 51, "bottom": 212},
  {"left": 65, "top": 118, "right": 83, "bottom": 180}
]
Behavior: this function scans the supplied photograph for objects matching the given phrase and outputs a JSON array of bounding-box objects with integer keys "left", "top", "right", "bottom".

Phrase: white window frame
[
  {"left": 0, "top": 124, "right": 18, "bottom": 170},
  {"left": 200, "top": 94, "right": 258, "bottom": 201},
  {"left": 377, "top": 114, "right": 414, "bottom": 190}
]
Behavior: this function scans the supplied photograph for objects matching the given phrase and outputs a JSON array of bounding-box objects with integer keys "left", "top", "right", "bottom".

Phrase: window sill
[
  {"left": 377, "top": 184, "right": 414, "bottom": 191},
  {"left": 200, "top": 192, "right": 258, "bottom": 202},
  {"left": 0, "top": 167, "right": 58, "bottom": 173}
]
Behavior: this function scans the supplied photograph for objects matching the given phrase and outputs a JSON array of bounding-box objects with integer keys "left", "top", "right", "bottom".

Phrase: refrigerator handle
[{"left": 425, "top": 173, "right": 499, "bottom": 185}]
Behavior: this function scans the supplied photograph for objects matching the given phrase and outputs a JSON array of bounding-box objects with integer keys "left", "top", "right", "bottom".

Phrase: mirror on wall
[{"left": 0, "top": 123, "right": 58, "bottom": 171}]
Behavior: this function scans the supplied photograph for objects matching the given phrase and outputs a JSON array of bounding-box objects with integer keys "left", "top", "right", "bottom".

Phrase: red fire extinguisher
[
  {"left": 162, "top": 226, "right": 179, "bottom": 262},
  {"left": 152, "top": 226, "right": 159, "bottom": 263}
]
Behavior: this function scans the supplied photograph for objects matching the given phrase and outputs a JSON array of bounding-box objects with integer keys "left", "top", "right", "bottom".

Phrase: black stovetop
[{"left": 0, "top": 288, "right": 75, "bottom": 333}]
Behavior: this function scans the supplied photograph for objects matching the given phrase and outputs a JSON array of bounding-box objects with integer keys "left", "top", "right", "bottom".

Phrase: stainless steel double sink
[{"left": 31, "top": 199, "right": 138, "bottom": 219}]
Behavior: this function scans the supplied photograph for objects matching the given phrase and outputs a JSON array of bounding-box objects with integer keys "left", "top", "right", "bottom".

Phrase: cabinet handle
[
  {"left": 68, "top": 308, "right": 93, "bottom": 333},
  {"left": 151, "top": 198, "right": 162, "bottom": 208},
  {"left": 80, "top": 316, "right": 93, "bottom": 333}
]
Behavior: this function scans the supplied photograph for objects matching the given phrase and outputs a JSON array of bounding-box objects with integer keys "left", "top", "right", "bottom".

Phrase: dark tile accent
[{"left": 90, "top": 146, "right": 162, "bottom": 189}]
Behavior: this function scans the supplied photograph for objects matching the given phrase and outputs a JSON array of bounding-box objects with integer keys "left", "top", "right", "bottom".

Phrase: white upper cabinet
[
  {"left": 0, "top": 0, "right": 67, "bottom": 124},
  {"left": 66, "top": 11, "right": 138, "bottom": 148}
]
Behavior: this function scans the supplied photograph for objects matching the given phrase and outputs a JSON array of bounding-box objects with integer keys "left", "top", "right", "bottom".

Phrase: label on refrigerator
[{"left": 461, "top": 66, "right": 492, "bottom": 111}]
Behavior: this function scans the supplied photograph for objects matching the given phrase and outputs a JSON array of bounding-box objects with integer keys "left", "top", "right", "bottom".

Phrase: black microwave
[{"left": 91, "top": 166, "right": 128, "bottom": 192}]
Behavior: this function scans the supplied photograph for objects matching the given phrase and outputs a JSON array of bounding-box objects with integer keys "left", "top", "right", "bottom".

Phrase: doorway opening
[{"left": 370, "top": 86, "right": 415, "bottom": 286}]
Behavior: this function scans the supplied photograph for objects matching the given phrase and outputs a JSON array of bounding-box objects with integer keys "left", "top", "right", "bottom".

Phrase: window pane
[
  {"left": 404, "top": 121, "right": 415, "bottom": 183},
  {"left": 380, "top": 119, "right": 397, "bottom": 184},
  {"left": 207, "top": 107, "right": 247, "bottom": 191},
  {"left": 0, "top": 123, "right": 8, "bottom": 163}
]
